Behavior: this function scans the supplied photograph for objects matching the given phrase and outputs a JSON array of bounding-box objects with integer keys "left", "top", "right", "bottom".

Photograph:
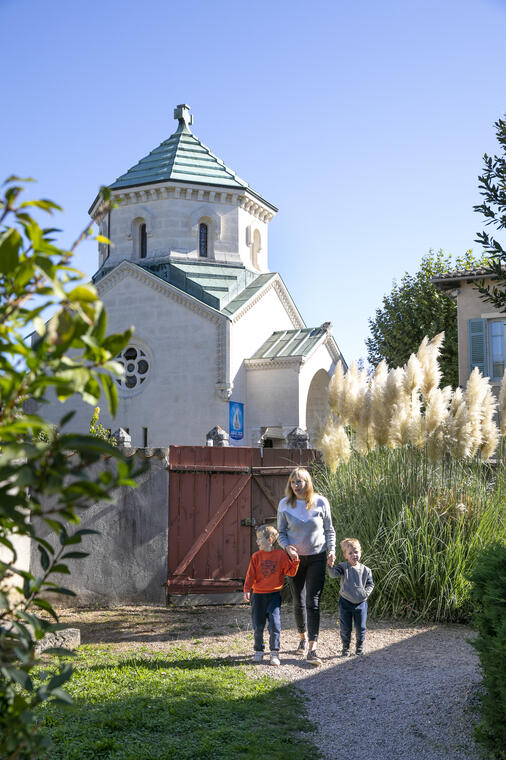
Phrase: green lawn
[{"left": 37, "top": 646, "right": 319, "bottom": 760}]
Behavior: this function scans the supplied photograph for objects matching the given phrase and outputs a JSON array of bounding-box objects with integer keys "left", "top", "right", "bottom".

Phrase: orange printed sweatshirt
[{"left": 243, "top": 549, "right": 300, "bottom": 594}]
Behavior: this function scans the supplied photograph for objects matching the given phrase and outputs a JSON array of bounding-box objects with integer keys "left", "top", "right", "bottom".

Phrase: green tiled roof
[
  {"left": 221, "top": 273, "right": 277, "bottom": 316},
  {"left": 250, "top": 328, "right": 329, "bottom": 360},
  {"left": 108, "top": 104, "right": 274, "bottom": 209},
  {"left": 94, "top": 259, "right": 274, "bottom": 315},
  {"left": 145, "top": 260, "right": 263, "bottom": 311}
]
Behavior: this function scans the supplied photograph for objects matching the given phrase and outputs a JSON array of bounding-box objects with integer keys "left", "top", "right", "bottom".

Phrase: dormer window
[
  {"left": 139, "top": 223, "right": 147, "bottom": 259},
  {"left": 199, "top": 223, "right": 208, "bottom": 257}
]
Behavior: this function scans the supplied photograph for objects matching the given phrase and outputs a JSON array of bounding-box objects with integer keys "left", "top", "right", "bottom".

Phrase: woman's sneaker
[
  {"left": 306, "top": 650, "right": 322, "bottom": 666},
  {"left": 253, "top": 651, "right": 264, "bottom": 663},
  {"left": 269, "top": 651, "right": 281, "bottom": 666},
  {"left": 341, "top": 647, "right": 351, "bottom": 657},
  {"left": 296, "top": 639, "right": 308, "bottom": 656}
]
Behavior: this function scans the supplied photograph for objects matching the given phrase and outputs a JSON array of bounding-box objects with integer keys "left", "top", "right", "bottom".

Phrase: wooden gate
[{"left": 167, "top": 446, "right": 321, "bottom": 595}]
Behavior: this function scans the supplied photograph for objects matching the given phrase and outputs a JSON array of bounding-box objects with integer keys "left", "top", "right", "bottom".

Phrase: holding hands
[{"left": 286, "top": 545, "right": 299, "bottom": 561}]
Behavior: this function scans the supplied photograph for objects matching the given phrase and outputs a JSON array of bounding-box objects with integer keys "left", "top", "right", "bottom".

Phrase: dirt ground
[{"left": 55, "top": 602, "right": 428, "bottom": 658}]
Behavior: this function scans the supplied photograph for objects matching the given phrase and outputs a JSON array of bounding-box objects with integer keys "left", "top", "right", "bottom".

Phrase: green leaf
[
  {"left": 38, "top": 545, "right": 50, "bottom": 571},
  {"left": 8, "top": 667, "right": 33, "bottom": 691},
  {"left": 99, "top": 372, "right": 118, "bottom": 417},
  {"left": 0, "top": 227, "right": 22, "bottom": 273},
  {"left": 67, "top": 284, "right": 98, "bottom": 303},
  {"left": 19, "top": 199, "right": 63, "bottom": 213},
  {"left": 49, "top": 687, "right": 74, "bottom": 704},
  {"left": 61, "top": 551, "right": 89, "bottom": 559},
  {"left": 32, "top": 598, "right": 58, "bottom": 619},
  {"left": 50, "top": 564, "right": 71, "bottom": 575}
]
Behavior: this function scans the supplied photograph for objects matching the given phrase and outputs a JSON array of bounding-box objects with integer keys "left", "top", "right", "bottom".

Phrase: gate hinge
[{"left": 240, "top": 518, "right": 257, "bottom": 527}]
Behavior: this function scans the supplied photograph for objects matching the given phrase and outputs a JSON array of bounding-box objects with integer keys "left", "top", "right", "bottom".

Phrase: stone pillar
[
  {"left": 286, "top": 427, "right": 309, "bottom": 449},
  {"left": 206, "top": 426, "right": 230, "bottom": 447},
  {"left": 113, "top": 428, "right": 132, "bottom": 446}
]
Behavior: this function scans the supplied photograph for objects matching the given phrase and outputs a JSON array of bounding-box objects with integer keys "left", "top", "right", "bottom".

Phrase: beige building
[{"left": 433, "top": 268, "right": 505, "bottom": 390}]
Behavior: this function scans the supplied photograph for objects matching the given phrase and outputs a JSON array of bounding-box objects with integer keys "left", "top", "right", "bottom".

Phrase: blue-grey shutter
[{"left": 468, "top": 318, "right": 487, "bottom": 374}]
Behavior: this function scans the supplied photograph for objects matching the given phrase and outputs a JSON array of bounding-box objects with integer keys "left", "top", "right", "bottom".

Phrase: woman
[{"left": 277, "top": 467, "right": 336, "bottom": 666}]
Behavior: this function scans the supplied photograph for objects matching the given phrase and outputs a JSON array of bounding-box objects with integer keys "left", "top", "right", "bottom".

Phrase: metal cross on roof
[{"left": 174, "top": 103, "right": 193, "bottom": 130}]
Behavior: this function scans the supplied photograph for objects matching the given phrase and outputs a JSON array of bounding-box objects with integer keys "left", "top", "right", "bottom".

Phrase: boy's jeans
[
  {"left": 338, "top": 595, "right": 367, "bottom": 648},
  {"left": 251, "top": 591, "right": 281, "bottom": 652}
]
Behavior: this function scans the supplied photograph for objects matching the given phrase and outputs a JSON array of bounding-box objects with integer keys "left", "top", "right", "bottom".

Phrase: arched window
[
  {"left": 139, "top": 223, "right": 147, "bottom": 259},
  {"left": 252, "top": 229, "right": 261, "bottom": 269},
  {"left": 199, "top": 223, "right": 208, "bottom": 257}
]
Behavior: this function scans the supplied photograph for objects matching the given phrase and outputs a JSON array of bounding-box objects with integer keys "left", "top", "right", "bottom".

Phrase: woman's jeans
[
  {"left": 338, "top": 595, "right": 367, "bottom": 648},
  {"left": 287, "top": 550, "right": 327, "bottom": 642},
  {"left": 251, "top": 591, "right": 281, "bottom": 652}
]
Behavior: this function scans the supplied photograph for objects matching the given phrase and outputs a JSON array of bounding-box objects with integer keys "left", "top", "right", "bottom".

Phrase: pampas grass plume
[
  {"left": 480, "top": 386, "right": 500, "bottom": 460},
  {"left": 319, "top": 420, "right": 351, "bottom": 472},
  {"left": 403, "top": 354, "right": 424, "bottom": 397},
  {"left": 328, "top": 361, "right": 345, "bottom": 416},
  {"left": 465, "top": 367, "right": 488, "bottom": 456}
]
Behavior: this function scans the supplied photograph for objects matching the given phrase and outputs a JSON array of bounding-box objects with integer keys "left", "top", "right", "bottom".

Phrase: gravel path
[{"left": 262, "top": 611, "right": 483, "bottom": 760}]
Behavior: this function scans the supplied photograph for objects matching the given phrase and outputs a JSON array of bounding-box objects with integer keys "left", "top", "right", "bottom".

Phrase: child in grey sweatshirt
[{"left": 328, "top": 537, "right": 374, "bottom": 656}]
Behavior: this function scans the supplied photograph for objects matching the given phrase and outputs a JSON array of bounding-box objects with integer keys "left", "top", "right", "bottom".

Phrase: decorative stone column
[
  {"left": 286, "top": 427, "right": 309, "bottom": 449},
  {"left": 206, "top": 425, "right": 230, "bottom": 447},
  {"left": 113, "top": 428, "right": 132, "bottom": 447}
]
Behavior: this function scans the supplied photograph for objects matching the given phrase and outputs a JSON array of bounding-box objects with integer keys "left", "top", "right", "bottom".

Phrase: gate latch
[{"left": 241, "top": 518, "right": 257, "bottom": 527}]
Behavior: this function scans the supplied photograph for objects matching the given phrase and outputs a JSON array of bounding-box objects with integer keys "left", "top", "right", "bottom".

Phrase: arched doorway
[{"left": 305, "top": 369, "right": 330, "bottom": 438}]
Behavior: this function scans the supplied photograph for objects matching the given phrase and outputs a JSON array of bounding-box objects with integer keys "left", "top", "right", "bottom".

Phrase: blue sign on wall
[{"left": 229, "top": 401, "right": 244, "bottom": 440}]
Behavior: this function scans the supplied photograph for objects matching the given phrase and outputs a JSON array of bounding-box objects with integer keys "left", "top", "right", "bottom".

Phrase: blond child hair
[
  {"left": 256, "top": 524, "right": 279, "bottom": 542},
  {"left": 340, "top": 537, "right": 361, "bottom": 555}
]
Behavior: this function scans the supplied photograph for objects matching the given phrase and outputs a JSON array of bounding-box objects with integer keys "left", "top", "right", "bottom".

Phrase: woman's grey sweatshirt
[
  {"left": 327, "top": 561, "right": 374, "bottom": 603},
  {"left": 277, "top": 496, "right": 336, "bottom": 556}
]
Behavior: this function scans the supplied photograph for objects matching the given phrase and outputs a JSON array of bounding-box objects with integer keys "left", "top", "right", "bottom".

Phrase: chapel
[{"left": 48, "top": 105, "right": 346, "bottom": 448}]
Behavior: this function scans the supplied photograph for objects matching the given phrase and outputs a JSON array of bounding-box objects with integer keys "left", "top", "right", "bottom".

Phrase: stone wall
[{"left": 30, "top": 449, "right": 170, "bottom": 606}]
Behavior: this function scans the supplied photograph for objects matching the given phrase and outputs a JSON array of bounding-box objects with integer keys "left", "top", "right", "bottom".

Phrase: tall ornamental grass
[
  {"left": 313, "top": 333, "right": 506, "bottom": 623},
  {"left": 316, "top": 449, "right": 505, "bottom": 622},
  {"left": 316, "top": 333, "right": 506, "bottom": 469}
]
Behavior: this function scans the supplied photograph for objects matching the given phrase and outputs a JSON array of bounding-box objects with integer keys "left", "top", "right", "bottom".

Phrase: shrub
[
  {"left": 470, "top": 543, "right": 506, "bottom": 759},
  {"left": 0, "top": 178, "right": 138, "bottom": 759},
  {"left": 316, "top": 448, "right": 505, "bottom": 622}
]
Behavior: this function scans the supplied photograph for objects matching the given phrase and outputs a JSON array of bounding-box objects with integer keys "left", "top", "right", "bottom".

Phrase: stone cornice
[
  {"left": 231, "top": 274, "right": 305, "bottom": 329},
  {"left": 245, "top": 356, "right": 304, "bottom": 370},
  {"left": 324, "top": 334, "right": 345, "bottom": 366},
  {"left": 95, "top": 261, "right": 228, "bottom": 387},
  {"left": 90, "top": 183, "right": 275, "bottom": 223}
]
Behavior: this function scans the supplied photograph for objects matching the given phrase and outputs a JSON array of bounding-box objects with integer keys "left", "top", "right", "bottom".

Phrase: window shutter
[{"left": 468, "top": 319, "right": 487, "bottom": 375}]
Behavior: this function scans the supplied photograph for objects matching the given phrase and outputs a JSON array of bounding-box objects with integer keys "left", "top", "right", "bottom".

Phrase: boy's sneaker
[
  {"left": 269, "top": 651, "right": 281, "bottom": 666},
  {"left": 341, "top": 647, "right": 351, "bottom": 657},
  {"left": 296, "top": 639, "right": 308, "bottom": 656},
  {"left": 253, "top": 651, "right": 264, "bottom": 663},
  {"left": 306, "top": 650, "right": 322, "bottom": 666}
]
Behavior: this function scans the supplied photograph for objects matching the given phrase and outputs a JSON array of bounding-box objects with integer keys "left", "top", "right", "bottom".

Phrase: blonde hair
[
  {"left": 340, "top": 537, "right": 361, "bottom": 555},
  {"left": 284, "top": 467, "right": 315, "bottom": 509},
  {"left": 256, "top": 524, "right": 279, "bottom": 542}
]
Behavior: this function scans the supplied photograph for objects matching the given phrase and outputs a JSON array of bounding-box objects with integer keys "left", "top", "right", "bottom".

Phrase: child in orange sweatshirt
[{"left": 244, "top": 524, "right": 300, "bottom": 666}]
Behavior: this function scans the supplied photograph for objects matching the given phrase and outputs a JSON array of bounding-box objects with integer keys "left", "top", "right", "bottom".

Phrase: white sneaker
[
  {"left": 269, "top": 651, "right": 281, "bottom": 666},
  {"left": 253, "top": 651, "right": 264, "bottom": 663}
]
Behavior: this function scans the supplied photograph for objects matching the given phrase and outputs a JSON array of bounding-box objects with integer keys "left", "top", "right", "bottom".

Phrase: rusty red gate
[{"left": 167, "top": 446, "right": 321, "bottom": 596}]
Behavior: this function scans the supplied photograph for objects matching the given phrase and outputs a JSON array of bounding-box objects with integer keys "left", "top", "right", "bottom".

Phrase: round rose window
[{"left": 116, "top": 346, "right": 150, "bottom": 392}]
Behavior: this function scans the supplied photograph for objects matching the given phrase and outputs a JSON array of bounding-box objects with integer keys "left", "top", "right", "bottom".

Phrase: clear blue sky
[{"left": 2, "top": 0, "right": 506, "bottom": 364}]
